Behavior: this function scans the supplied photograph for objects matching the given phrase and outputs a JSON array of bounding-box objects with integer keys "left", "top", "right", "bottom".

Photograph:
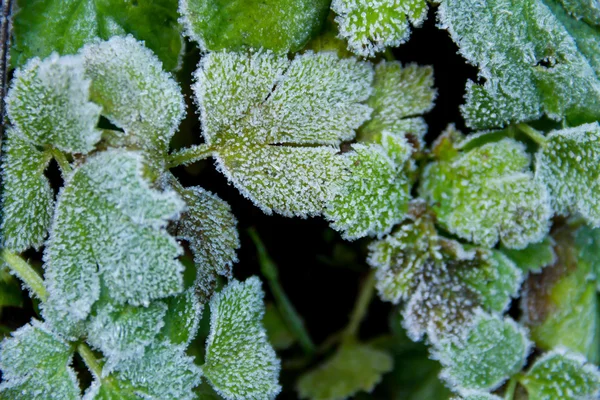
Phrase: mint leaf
[
  {"left": 159, "top": 288, "right": 202, "bottom": 346},
  {"left": 203, "top": 277, "right": 281, "bottom": 400},
  {"left": 12, "top": 0, "right": 183, "bottom": 71},
  {"left": 179, "top": 0, "right": 329, "bottom": 53}
]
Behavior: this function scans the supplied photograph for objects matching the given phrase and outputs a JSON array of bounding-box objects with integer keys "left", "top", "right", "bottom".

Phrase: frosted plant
[
  {"left": 558, "top": 0, "right": 600, "bottom": 26},
  {"left": 501, "top": 237, "right": 556, "bottom": 274},
  {"left": 420, "top": 126, "right": 552, "bottom": 249},
  {"left": 451, "top": 392, "right": 502, "bottom": 400},
  {"left": 331, "top": 0, "right": 428, "bottom": 57}
]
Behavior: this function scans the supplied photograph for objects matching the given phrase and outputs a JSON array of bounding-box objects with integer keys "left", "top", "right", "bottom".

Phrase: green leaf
[
  {"left": 575, "top": 224, "right": 600, "bottom": 291},
  {"left": 534, "top": 122, "right": 600, "bottom": 226},
  {"left": 331, "top": 0, "right": 428, "bottom": 57},
  {"left": 501, "top": 236, "right": 556, "bottom": 274},
  {"left": 1, "top": 130, "right": 54, "bottom": 252},
  {"left": 558, "top": 0, "right": 600, "bottom": 26},
  {"left": 520, "top": 348, "right": 600, "bottom": 400},
  {"left": 421, "top": 126, "right": 552, "bottom": 249},
  {"left": 0, "top": 320, "right": 80, "bottom": 399},
  {"left": 433, "top": 313, "right": 531, "bottom": 393},
  {"left": 82, "top": 36, "right": 185, "bottom": 157},
  {"left": 179, "top": 0, "right": 329, "bottom": 53},
  {"left": 171, "top": 185, "right": 239, "bottom": 299},
  {"left": 325, "top": 143, "right": 411, "bottom": 240},
  {"left": 438, "top": 0, "right": 600, "bottom": 129},
  {"left": 44, "top": 149, "right": 184, "bottom": 334},
  {"left": 192, "top": 50, "right": 372, "bottom": 218},
  {"left": 6, "top": 53, "right": 102, "bottom": 153},
  {"left": 451, "top": 392, "right": 502, "bottom": 400},
  {"left": 12, "top": 0, "right": 183, "bottom": 71},
  {"left": 263, "top": 303, "right": 296, "bottom": 351},
  {"left": 203, "top": 277, "right": 281, "bottom": 400},
  {"left": 159, "top": 287, "right": 202, "bottom": 346},
  {"left": 297, "top": 341, "right": 393, "bottom": 400}
]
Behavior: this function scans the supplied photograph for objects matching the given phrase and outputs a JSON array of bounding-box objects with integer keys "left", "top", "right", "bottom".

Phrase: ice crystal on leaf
[
  {"left": 159, "top": 288, "right": 202, "bottom": 346},
  {"left": 433, "top": 313, "right": 531, "bottom": 394},
  {"left": 558, "top": 0, "right": 600, "bottom": 26},
  {"left": 1, "top": 131, "right": 54, "bottom": 252},
  {"left": 438, "top": 0, "right": 600, "bottom": 129},
  {"left": 520, "top": 348, "right": 600, "bottom": 400},
  {"left": 0, "top": 321, "right": 80, "bottom": 399},
  {"left": 203, "top": 277, "right": 281, "bottom": 400},
  {"left": 421, "top": 126, "right": 552, "bottom": 249},
  {"left": 82, "top": 36, "right": 185, "bottom": 157},
  {"left": 192, "top": 50, "right": 372, "bottom": 218},
  {"left": 6, "top": 53, "right": 102, "bottom": 154},
  {"left": 11, "top": 0, "right": 183, "bottom": 71},
  {"left": 296, "top": 341, "right": 393, "bottom": 400},
  {"left": 331, "top": 0, "right": 428, "bottom": 58},
  {"left": 44, "top": 149, "right": 184, "bottom": 333},
  {"left": 178, "top": 0, "right": 330, "bottom": 53},
  {"left": 534, "top": 122, "right": 600, "bottom": 226}
]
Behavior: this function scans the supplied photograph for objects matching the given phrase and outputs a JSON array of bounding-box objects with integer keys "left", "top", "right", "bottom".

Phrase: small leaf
[
  {"left": 12, "top": 0, "right": 183, "bottom": 71},
  {"left": 179, "top": 0, "right": 330, "bottom": 53},
  {"left": 501, "top": 236, "right": 557, "bottom": 274},
  {"left": 6, "top": 53, "right": 102, "bottom": 154},
  {"left": 0, "top": 320, "right": 80, "bottom": 399},
  {"left": 433, "top": 313, "right": 531, "bottom": 394},
  {"left": 1, "top": 130, "right": 54, "bottom": 252},
  {"left": 159, "top": 287, "right": 203, "bottom": 346},
  {"left": 534, "top": 122, "right": 600, "bottom": 226},
  {"left": 44, "top": 149, "right": 184, "bottom": 334},
  {"left": 82, "top": 36, "right": 185, "bottom": 157},
  {"left": 520, "top": 348, "right": 600, "bottom": 400},
  {"left": 332, "top": 0, "right": 428, "bottom": 57},
  {"left": 296, "top": 341, "right": 393, "bottom": 400},
  {"left": 203, "top": 277, "right": 281, "bottom": 400}
]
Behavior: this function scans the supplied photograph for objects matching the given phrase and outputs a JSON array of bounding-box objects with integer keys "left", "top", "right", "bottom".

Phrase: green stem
[
  {"left": 168, "top": 144, "right": 214, "bottom": 168},
  {"left": 77, "top": 343, "right": 103, "bottom": 377},
  {"left": 516, "top": 123, "right": 548, "bottom": 146},
  {"left": 344, "top": 269, "right": 376, "bottom": 340},
  {"left": 49, "top": 147, "right": 72, "bottom": 176},
  {"left": 0, "top": 249, "right": 47, "bottom": 301},
  {"left": 248, "top": 228, "right": 316, "bottom": 355},
  {"left": 504, "top": 376, "right": 518, "bottom": 400}
]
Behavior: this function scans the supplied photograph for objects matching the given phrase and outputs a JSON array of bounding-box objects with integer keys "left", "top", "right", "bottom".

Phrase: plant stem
[
  {"left": 344, "top": 269, "right": 376, "bottom": 340},
  {"left": 49, "top": 147, "right": 72, "bottom": 176},
  {"left": 248, "top": 228, "right": 316, "bottom": 355},
  {"left": 504, "top": 376, "right": 518, "bottom": 400},
  {"left": 516, "top": 123, "right": 548, "bottom": 146},
  {"left": 168, "top": 144, "right": 214, "bottom": 168},
  {"left": 77, "top": 343, "right": 103, "bottom": 377},
  {"left": 0, "top": 249, "right": 47, "bottom": 301}
]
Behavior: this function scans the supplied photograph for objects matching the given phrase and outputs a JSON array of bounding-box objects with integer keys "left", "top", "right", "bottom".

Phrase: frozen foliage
[
  {"left": 6, "top": 53, "right": 102, "bottom": 154},
  {"left": 44, "top": 149, "right": 185, "bottom": 332},
  {"left": 438, "top": 0, "right": 600, "bottom": 129},
  {"left": 359, "top": 61, "right": 436, "bottom": 165},
  {"left": 501, "top": 236, "right": 556, "bottom": 274},
  {"left": 331, "top": 0, "right": 428, "bottom": 57},
  {"left": 1, "top": 131, "right": 54, "bottom": 252},
  {"left": 451, "top": 392, "right": 502, "bottom": 400},
  {"left": 11, "top": 0, "right": 183, "bottom": 71},
  {"left": 433, "top": 313, "right": 531, "bottom": 393},
  {"left": 535, "top": 123, "right": 600, "bottom": 226},
  {"left": 82, "top": 36, "right": 185, "bottom": 156},
  {"left": 159, "top": 288, "right": 202, "bottom": 346},
  {"left": 421, "top": 126, "right": 552, "bottom": 249},
  {"left": 171, "top": 186, "right": 239, "bottom": 299},
  {"left": 179, "top": 0, "right": 330, "bottom": 53},
  {"left": 0, "top": 320, "right": 79, "bottom": 399},
  {"left": 193, "top": 50, "right": 372, "bottom": 217},
  {"left": 296, "top": 341, "right": 393, "bottom": 400},
  {"left": 520, "top": 348, "right": 600, "bottom": 400},
  {"left": 203, "top": 277, "right": 281, "bottom": 400},
  {"left": 559, "top": 0, "right": 600, "bottom": 25},
  {"left": 325, "top": 143, "right": 411, "bottom": 240},
  {"left": 368, "top": 212, "right": 523, "bottom": 342}
]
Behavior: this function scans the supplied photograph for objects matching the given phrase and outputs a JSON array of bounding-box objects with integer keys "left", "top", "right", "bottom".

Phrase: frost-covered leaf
[
  {"left": 451, "top": 392, "right": 502, "bottom": 400},
  {"left": 368, "top": 211, "right": 523, "bottom": 342},
  {"left": 438, "top": 0, "right": 600, "bottom": 129},
  {"left": 12, "top": 0, "right": 183, "bottom": 71},
  {"left": 1, "top": 131, "right": 54, "bottom": 252},
  {"left": 82, "top": 36, "right": 185, "bottom": 157},
  {"left": 6, "top": 53, "right": 101, "bottom": 153},
  {"left": 576, "top": 224, "right": 600, "bottom": 291},
  {"left": 203, "top": 277, "right": 281, "bottom": 400},
  {"left": 332, "top": 0, "right": 428, "bottom": 57},
  {"left": 44, "top": 149, "right": 184, "bottom": 333},
  {"left": 296, "top": 341, "right": 393, "bottom": 400},
  {"left": 433, "top": 313, "right": 531, "bottom": 393},
  {"left": 179, "top": 0, "right": 329, "bottom": 53},
  {"left": 325, "top": 143, "right": 411, "bottom": 240},
  {"left": 359, "top": 61, "right": 436, "bottom": 165},
  {"left": 0, "top": 320, "right": 80, "bottom": 399},
  {"left": 520, "top": 348, "right": 600, "bottom": 400},
  {"left": 171, "top": 185, "right": 239, "bottom": 299},
  {"left": 502, "top": 236, "right": 556, "bottom": 274},
  {"left": 534, "top": 122, "right": 600, "bottom": 226},
  {"left": 159, "top": 287, "right": 202, "bottom": 346},
  {"left": 421, "top": 126, "right": 552, "bottom": 249},
  {"left": 558, "top": 0, "right": 600, "bottom": 26},
  {"left": 193, "top": 50, "right": 372, "bottom": 217}
]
